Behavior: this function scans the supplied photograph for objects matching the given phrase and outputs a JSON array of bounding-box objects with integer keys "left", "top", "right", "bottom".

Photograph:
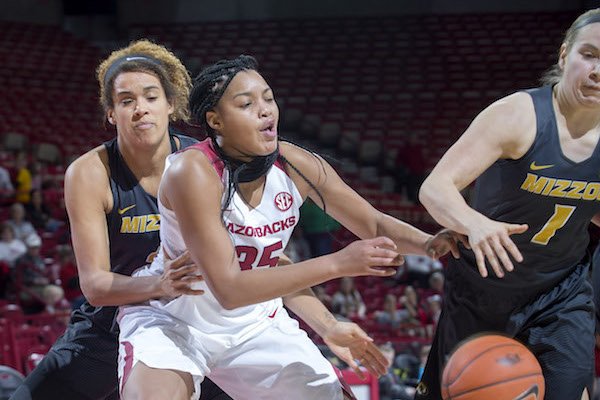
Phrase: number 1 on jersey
[{"left": 531, "top": 204, "right": 576, "bottom": 245}]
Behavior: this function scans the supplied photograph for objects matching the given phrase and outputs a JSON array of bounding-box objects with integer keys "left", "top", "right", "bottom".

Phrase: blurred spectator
[
  {"left": 0, "top": 222, "right": 27, "bottom": 266},
  {"left": 298, "top": 198, "right": 341, "bottom": 257},
  {"left": 0, "top": 164, "right": 15, "bottom": 200},
  {"left": 332, "top": 277, "right": 366, "bottom": 320},
  {"left": 14, "top": 151, "right": 32, "bottom": 203},
  {"left": 56, "top": 245, "right": 84, "bottom": 310},
  {"left": 399, "top": 285, "right": 427, "bottom": 326},
  {"left": 394, "top": 134, "right": 426, "bottom": 203},
  {"left": 378, "top": 342, "right": 417, "bottom": 400},
  {"left": 30, "top": 160, "right": 44, "bottom": 191},
  {"left": 14, "top": 234, "right": 65, "bottom": 313},
  {"left": 25, "top": 189, "right": 64, "bottom": 232},
  {"left": 285, "top": 226, "right": 311, "bottom": 262},
  {"left": 428, "top": 271, "right": 445, "bottom": 295},
  {"left": 425, "top": 294, "right": 442, "bottom": 329},
  {"left": 417, "top": 344, "right": 432, "bottom": 381},
  {"left": 402, "top": 254, "right": 442, "bottom": 287},
  {"left": 7, "top": 202, "right": 36, "bottom": 242},
  {"left": 375, "top": 293, "right": 406, "bottom": 328}
]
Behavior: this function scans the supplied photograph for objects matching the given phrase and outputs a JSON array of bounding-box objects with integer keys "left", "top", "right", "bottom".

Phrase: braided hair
[
  {"left": 190, "top": 55, "right": 258, "bottom": 139},
  {"left": 189, "top": 55, "right": 327, "bottom": 216}
]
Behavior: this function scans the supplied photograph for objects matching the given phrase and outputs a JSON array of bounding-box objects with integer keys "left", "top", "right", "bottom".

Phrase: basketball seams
[{"left": 444, "top": 343, "right": 522, "bottom": 386}]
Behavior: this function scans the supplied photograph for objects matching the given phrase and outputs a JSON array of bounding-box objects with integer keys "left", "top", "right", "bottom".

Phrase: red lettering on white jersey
[{"left": 226, "top": 217, "right": 297, "bottom": 237}]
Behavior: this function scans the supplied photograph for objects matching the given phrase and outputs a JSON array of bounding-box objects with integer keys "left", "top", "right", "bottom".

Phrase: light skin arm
[
  {"left": 64, "top": 150, "right": 202, "bottom": 307},
  {"left": 280, "top": 142, "right": 458, "bottom": 258},
  {"left": 592, "top": 213, "right": 600, "bottom": 227},
  {"left": 419, "top": 92, "right": 535, "bottom": 277},
  {"left": 278, "top": 254, "right": 388, "bottom": 378},
  {"left": 283, "top": 287, "right": 389, "bottom": 378},
  {"left": 161, "top": 150, "right": 401, "bottom": 310}
]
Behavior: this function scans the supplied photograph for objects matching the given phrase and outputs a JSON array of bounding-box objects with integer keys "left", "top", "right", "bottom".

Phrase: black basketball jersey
[
  {"left": 455, "top": 85, "right": 600, "bottom": 294},
  {"left": 72, "top": 132, "right": 198, "bottom": 334}
]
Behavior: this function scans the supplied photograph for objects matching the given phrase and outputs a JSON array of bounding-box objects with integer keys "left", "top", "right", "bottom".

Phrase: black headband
[{"left": 104, "top": 54, "right": 163, "bottom": 86}]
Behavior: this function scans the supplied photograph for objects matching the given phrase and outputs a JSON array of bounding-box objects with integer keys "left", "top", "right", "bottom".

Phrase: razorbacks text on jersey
[{"left": 134, "top": 138, "right": 303, "bottom": 345}]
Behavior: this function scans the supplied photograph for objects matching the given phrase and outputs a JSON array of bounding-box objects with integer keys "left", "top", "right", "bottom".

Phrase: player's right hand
[
  {"left": 466, "top": 217, "right": 528, "bottom": 278},
  {"left": 333, "top": 236, "right": 401, "bottom": 277},
  {"left": 159, "top": 250, "right": 205, "bottom": 297}
]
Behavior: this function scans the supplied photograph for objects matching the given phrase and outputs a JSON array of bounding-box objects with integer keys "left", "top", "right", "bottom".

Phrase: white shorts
[{"left": 118, "top": 305, "right": 343, "bottom": 400}]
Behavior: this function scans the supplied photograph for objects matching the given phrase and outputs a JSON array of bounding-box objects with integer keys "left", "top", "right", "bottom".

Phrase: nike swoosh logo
[
  {"left": 514, "top": 384, "right": 539, "bottom": 400},
  {"left": 530, "top": 161, "right": 554, "bottom": 171},
  {"left": 268, "top": 308, "right": 278, "bottom": 318},
  {"left": 118, "top": 204, "right": 136, "bottom": 215}
]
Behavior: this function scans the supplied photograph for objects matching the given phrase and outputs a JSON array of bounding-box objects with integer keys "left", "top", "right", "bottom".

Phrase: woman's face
[
  {"left": 108, "top": 71, "right": 174, "bottom": 150},
  {"left": 208, "top": 70, "right": 279, "bottom": 159},
  {"left": 559, "top": 22, "right": 600, "bottom": 108}
]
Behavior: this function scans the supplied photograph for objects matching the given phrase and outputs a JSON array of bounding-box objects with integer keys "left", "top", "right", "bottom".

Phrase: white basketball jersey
[{"left": 147, "top": 139, "right": 302, "bottom": 344}]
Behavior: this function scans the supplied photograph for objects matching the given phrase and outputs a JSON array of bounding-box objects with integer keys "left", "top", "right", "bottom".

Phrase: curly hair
[{"left": 96, "top": 39, "right": 192, "bottom": 122}]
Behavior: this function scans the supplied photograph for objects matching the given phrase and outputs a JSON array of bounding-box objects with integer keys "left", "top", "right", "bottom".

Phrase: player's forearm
[
  {"left": 419, "top": 177, "right": 484, "bottom": 235},
  {"left": 212, "top": 255, "right": 341, "bottom": 309},
  {"left": 375, "top": 213, "right": 432, "bottom": 255},
  {"left": 81, "top": 270, "right": 163, "bottom": 307},
  {"left": 283, "top": 288, "right": 337, "bottom": 337}
]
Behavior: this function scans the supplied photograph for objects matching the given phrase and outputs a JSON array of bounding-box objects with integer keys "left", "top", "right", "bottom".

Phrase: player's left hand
[
  {"left": 425, "top": 228, "right": 469, "bottom": 260},
  {"left": 322, "top": 321, "right": 389, "bottom": 379}
]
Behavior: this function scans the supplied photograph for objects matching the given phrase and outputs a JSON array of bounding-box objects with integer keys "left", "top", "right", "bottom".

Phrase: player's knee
[
  {"left": 122, "top": 385, "right": 189, "bottom": 400},
  {"left": 121, "top": 367, "right": 192, "bottom": 400}
]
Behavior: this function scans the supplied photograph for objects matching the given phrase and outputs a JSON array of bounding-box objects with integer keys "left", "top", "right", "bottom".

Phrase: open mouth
[{"left": 260, "top": 121, "right": 277, "bottom": 137}]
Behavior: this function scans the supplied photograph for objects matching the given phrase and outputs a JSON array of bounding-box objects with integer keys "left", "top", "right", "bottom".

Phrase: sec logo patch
[{"left": 274, "top": 192, "right": 293, "bottom": 211}]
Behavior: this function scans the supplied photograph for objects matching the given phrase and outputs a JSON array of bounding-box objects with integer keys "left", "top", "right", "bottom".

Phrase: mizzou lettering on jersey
[
  {"left": 120, "top": 214, "right": 160, "bottom": 234},
  {"left": 226, "top": 216, "right": 297, "bottom": 237},
  {"left": 520, "top": 173, "right": 600, "bottom": 201}
]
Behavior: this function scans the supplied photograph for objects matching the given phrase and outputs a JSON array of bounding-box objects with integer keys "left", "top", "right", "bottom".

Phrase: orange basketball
[{"left": 441, "top": 334, "right": 545, "bottom": 400}]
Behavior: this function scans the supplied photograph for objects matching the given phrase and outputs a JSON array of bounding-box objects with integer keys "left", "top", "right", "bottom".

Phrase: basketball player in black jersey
[
  {"left": 10, "top": 40, "right": 231, "bottom": 400},
  {"left": 416, "top": 9, "right": 600, "bottom": 400}
]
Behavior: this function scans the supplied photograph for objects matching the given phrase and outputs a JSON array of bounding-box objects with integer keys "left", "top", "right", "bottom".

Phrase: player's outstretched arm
[
  {"left": 283, "top": 287, "right": 389, "bottom": 379},
  {"left": 419, "top": 93, "right": 533, "bottom": 277},
  {"left": 280, "top": 142, "right": 458, "bottom": 258},
  {"left": 277, "top": 254, "right": 388, "bottom": 378}
]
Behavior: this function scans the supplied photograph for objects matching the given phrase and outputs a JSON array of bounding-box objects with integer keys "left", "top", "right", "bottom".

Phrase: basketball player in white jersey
[{"left": 117, "top": 55, "right": 460, "bottom": 400}]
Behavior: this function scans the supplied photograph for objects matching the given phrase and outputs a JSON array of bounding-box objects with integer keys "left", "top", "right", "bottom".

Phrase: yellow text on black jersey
[
  {"left": 520, "top": 173, "right": 600, "bottom": 200},
  {"left": 120, "top": 214, "right": 160, "bottom": 233}
]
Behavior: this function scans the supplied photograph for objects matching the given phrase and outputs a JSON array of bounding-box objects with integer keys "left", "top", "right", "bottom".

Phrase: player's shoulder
[
  {"left": 279, "top": 141, "right": 322, "bottom": 168},
  {"left": 478, "top": 91, "right": 536, "bottom": 146},
  {"left": 486, "top": 91, "right": 534, "bottom": 119},
  {"left": 65, "top": 145, "right": 109, "bottom": 183},
  {"left": 166, "top": 146, "right": 221, "bottom": 184}
]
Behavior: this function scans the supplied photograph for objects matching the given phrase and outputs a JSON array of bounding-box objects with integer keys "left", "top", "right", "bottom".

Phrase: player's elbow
[
  {"left": 212, "top": 289, "right": 242, "bottom": 310},
  {"left": 418, "top": 176, "right": 436, "bottom": 208},
  {"left": 80, "top": 277, "right": 108, "bottom": 307}
]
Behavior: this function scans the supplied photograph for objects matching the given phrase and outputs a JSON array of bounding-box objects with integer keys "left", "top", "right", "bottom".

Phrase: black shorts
[
  {"left": 9, "top": 316, "right": 120, "bottom": 400},
  {"left": 9, "top": 316, "right": 232, "bottom": 400},
  {"left": 416, "top": 263, "right": 595, "bottom": 400}
]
